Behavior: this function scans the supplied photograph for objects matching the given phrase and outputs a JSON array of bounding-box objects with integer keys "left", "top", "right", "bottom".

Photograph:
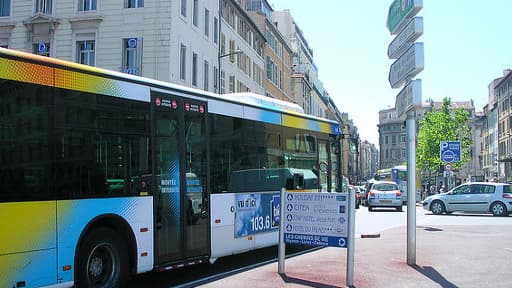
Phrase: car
[
  {"left": 361, "top": 180, "right": 377, "bottom": 206},
  {"left": 422, "top": 182, "right": 512, "bottom": 216},
  {"left": 366, "top": 181, "right": 403, "bottom": 212}
]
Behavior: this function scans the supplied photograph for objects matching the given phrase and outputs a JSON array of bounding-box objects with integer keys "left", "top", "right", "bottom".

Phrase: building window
[
  {"left": 229, "top": 39, "right": 235, "bottom": 62},
  {"left": 125, "top": 0, "right": 143, "bottom": 8},
  {"left": 192, "top": 52, "right": 198, "bottom": 86},
  {"left": 122, "top": 38, "right": 142, "bottom": 76},
  {"left": 78, "top": 0, "right": 96, "bottom": 11},
  {"left": 220, "top": 70, "right": 225, "bottom": 93},
  {"left": 229, "top": 75, "right": 235, "bottom": 93},
  {"left": 192, "top": 0, "right": 198, "bottom": 27},
  {"left": 203, "top": 60, "right": 209, "bottom": 91},
  {"left": 1, "top": 0, "right": 10, "bottom": 16},
  {"left": 36, "top": 0, "right": 52, "bottom": 14},
  {"left": 220, "top": 33, "right": 226, "bottom": 55},
  {"left": 33, "top": 42, "right": 50, "bottom": 57},
  {"left": 76, "top": 40, "right": 95, "bottom": 66},
  {"left": 204, "top": 9, "right": 210, "bottom": 38},
  {"left": 180, "top": 44, "right": 187, "bottom": 80},
  {"left": 213, "top": 66, "right": 218, "bottom": 93},
  {"left": 214, "top": 17, "right": 218, "bottom": 45},
  {"left": 180, "top": 0, "right": 187, "bottom": 17}
]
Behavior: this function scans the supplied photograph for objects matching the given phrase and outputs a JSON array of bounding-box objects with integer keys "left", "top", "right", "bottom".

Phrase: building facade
[
  {"left": 244, "top": 0, "right": 293, "bottom": 101},
  {"left": 496, "top": 69, "right": 512, "bottom": 181}
]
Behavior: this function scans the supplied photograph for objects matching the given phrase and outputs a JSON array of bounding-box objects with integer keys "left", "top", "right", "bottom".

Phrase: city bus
[{"left": 0, "top": 48, "right": 341, "bottom": 287}]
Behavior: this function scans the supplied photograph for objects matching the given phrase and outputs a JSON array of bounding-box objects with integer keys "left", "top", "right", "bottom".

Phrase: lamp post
[{"left": 217, "top": 49, "right": 242, "bottom": 93}]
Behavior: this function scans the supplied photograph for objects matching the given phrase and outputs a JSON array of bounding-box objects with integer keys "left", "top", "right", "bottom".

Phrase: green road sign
[{"left": 387, "top": 0, "right": 422, "bottom": 35}]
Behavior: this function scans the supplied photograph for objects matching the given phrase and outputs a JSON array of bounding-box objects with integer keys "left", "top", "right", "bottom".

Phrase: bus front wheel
[{"left": 76, "top": 227, "right": 128, "bottom": 288}]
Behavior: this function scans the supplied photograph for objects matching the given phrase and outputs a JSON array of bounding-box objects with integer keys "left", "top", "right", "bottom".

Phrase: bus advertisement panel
[{"left": 234, "top": 192, "right": 280, "bottom": 237}]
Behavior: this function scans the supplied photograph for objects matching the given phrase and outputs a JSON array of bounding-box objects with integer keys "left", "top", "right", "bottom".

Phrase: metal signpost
[
  {"left": 278, "top": 188, "right": 356, "bottom": 287},
  {"left": 387, "top": 0, "right": 423, "bottom": 266}
]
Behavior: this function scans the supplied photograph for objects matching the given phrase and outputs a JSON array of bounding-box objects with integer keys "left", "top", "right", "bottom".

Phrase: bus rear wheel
[{"left": 76, "top": 228, "right": 128, "bottom": 288}]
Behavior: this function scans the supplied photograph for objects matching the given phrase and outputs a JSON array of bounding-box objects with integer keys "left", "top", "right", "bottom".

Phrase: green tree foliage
[{"left": 417, "top": 98, "right": 472, "bottom": 171}]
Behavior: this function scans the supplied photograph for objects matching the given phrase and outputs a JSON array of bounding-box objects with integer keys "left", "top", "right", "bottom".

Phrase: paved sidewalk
[{"left": 197, "top": 225, "right": 512, "bottom": 287}]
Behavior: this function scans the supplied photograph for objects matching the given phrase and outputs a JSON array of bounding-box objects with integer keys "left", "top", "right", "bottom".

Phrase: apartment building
[
  {"left": 244, "top": 0, "right": 293, "bottom": 101},
  {"left": 496, "top": 69, "right": 512, "bottom": 180}
]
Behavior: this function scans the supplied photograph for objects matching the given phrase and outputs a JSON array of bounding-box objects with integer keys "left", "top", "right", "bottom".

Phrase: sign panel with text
[
  {"left": 284, "top": 192, "right": 348, "bottom": 248},
  {"left": 387, "top": 0, "right": 423, "bottom": 35},
  {"left": 389, "top": 42, "right": 424, "bottom": 89},
  {"left": 388, "top": 17, "right": 423, "bottom": 59},
  {"left": 395, "top": 79, "right": 422, "bottom": 118}
]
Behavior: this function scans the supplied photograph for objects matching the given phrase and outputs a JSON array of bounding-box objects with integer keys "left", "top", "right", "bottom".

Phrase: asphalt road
[{"left": 130, "top": 205, "right": 512, "bottom": 287}]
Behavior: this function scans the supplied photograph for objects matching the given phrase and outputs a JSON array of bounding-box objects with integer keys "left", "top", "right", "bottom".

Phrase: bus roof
[{"left": 0, "top": 47, "right": 339, "bottom": 134}]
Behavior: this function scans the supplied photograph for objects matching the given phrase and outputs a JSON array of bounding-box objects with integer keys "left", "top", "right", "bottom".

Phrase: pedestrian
[{"left": 429, "top": 185, "right": 436, "bottom": 196}]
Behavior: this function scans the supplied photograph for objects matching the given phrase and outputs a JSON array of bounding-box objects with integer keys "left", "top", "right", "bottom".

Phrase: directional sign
[
  {"left": 284, "top": 192, "right": 348, "bottom": 248},
  {"left": 387, "top": 0, "right": 423, "bottom": 35},
  {"left": 389, "top": 42, "right": 424, "bottom": 89},
  {"left": 388, "top": 17, "right": 423, "bottom": 59},
  {"left": 395, "top": 79, "right": 422, "bottom": 118},
  {"left": 440, "top": 141, "right": 461, "bottom": 163}
]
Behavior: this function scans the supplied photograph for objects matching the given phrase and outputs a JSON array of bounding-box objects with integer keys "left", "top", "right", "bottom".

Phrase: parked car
[
  {"left": 422, "top": 182, "right": 512, "bottom": 216},
  {"left": 367, "top": 181, "right": 403, "bottom": 212},
  {"left": 361, "top": 180, "right": 376, "bottom": 206}
]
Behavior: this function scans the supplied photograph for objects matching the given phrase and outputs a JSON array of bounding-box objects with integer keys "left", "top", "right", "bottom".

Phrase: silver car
[
  {"left": 367, "top": 181, "right": 403, "bottom": 212},
  {"left": 422, "top": 182, "right": 512, "bottom": 216}
]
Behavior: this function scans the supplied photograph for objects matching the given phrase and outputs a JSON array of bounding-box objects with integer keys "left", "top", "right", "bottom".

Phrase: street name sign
[
  {"left": 395, "top": 79, "right": 422, "bottom": 118},
  {"left": 389, "top": 42, "right": 424, "bottom": 89},
  {"left": 440, "top": 141, "right": 461, "bottom": 163},
  {"left": 388, "top": 17, "right": 423, "bottom": 59},
  {"left": 387, "top": 0, "right": 423, "bottom": 35},
  {"left": 284, "top": 192, "right": 348, "bottom": 248}
]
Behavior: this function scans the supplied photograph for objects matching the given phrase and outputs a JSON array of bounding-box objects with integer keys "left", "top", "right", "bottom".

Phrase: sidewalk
[{"left": 197, "top": 225, "right": 511, "bottom": 287}]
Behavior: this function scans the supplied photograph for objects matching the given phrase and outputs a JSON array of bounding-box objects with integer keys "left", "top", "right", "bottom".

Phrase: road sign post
[{"left": 387, "top": 0, "right": 423, "bottom": 267}]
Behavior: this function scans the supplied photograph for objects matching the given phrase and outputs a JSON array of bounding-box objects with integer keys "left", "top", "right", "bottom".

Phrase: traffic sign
[
  {"left": 283, "top": 192, "right": 348, "bottom": 248},
  {"left": 389, "top": 42, "right": 424, "bottom": 89},
  {"left": 387, "top": 0, "right": 423, "bottom": 35},
  {"left": 395, "top": 79, "right": 422, "bottom": 118},
  {"left": 388, "top": 17, "right": 423, "bottom": 59},
  {"left": 444, "top": 163, "right": 452, "bottom": 171},
  {"left": 440, "top": 141, "right": 461, "bottom": 163}
]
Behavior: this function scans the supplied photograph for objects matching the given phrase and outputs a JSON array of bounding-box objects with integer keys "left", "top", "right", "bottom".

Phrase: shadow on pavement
[
  {"left": 279, "top": 273, "right": 340, "bottom": 288},
  {"left": 411, "top": 264, "right": 458, "bottom": 288}
]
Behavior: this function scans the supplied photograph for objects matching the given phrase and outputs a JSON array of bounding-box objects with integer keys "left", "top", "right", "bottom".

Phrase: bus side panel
[
  {"left": 210, "top": 193, "right": 254, "bottom": 259},
  {"left": 56, "top": 197, "right": 154, "bottom": 283},
  {"left": 0, "top": 201, "right": 57, "bottom": 288}
]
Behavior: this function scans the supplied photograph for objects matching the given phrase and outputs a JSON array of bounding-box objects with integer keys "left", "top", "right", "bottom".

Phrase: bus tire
[{"left": 76, "top": 227, "right": 128, "bottom": 288}]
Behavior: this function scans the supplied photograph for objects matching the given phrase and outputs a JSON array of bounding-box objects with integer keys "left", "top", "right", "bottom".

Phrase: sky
[{"left": 270, "top": 0, "right": 512, "bottom": 146}]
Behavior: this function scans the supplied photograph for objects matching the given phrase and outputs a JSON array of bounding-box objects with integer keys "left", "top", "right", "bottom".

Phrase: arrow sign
[
  {"left": 395, "top": 79, "right": 422, "bottom": 118},
  {"left": 388, "top": 17, "right": 423, "bottom": 59},
  {"left": 387, "top": 0, "right": 423, "bottom": 35},
  {"left": 389, "top": 42, "right": 424, "bottom": 89}
]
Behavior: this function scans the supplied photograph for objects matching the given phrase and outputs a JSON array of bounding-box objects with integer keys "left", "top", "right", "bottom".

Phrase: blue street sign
[{"left": 440, "top": 141, "right": 461, "bottom": 163}]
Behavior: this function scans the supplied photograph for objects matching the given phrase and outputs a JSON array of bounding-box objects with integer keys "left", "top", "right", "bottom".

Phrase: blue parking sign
[{"left": 440, "top": 141, "right": 461, "bottom": 163}]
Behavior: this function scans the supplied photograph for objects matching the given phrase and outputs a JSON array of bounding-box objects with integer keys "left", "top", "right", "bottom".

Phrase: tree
[{"left": 416, "top": 98, "right": 472, "bottom": 171}]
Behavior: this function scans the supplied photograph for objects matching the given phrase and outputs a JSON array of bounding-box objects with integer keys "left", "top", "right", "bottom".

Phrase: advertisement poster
[{"left": 235, "top": 192, "right": 280, "bottom": 238}]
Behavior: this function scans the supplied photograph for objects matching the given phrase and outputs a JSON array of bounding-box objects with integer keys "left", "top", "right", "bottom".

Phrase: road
[
  {"left": 130, "top": 205, "right": 512, "bottom": 287},
  {"left": 356, "top": 204, "right": 512, "bottom": 237}
]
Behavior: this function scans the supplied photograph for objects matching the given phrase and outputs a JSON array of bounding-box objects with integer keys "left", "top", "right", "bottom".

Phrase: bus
[
  {"left": 0, "top": 48, "right": 341, "bottom": 288},
  {"left": 374, "top": 168, "right": 393, "bottom": 181},
  {"left": 392, "top": 165, "right": 408, "bottom": 203}
]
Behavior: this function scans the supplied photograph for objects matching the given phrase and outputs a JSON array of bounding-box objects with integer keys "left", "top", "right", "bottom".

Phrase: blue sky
[{"left": 270, "top": 0, "right": 512, "bottom": 145}]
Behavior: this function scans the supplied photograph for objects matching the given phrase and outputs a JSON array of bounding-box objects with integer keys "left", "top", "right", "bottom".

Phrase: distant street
[{"left": 356, "top": 204, "right": 512, "bottom": 237}]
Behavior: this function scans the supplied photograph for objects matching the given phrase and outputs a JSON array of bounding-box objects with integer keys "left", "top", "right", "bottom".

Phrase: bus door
[
  {"left": 153, "top": 92, "right": 209, "bottom": 265},
  {"left": 318, "top": 139, "right": 337, "bottom": 192}
]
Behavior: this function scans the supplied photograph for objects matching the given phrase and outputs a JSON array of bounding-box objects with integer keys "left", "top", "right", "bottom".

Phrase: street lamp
[{"left": 217, "top": 49, "right": 242, "bottom": 93}]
